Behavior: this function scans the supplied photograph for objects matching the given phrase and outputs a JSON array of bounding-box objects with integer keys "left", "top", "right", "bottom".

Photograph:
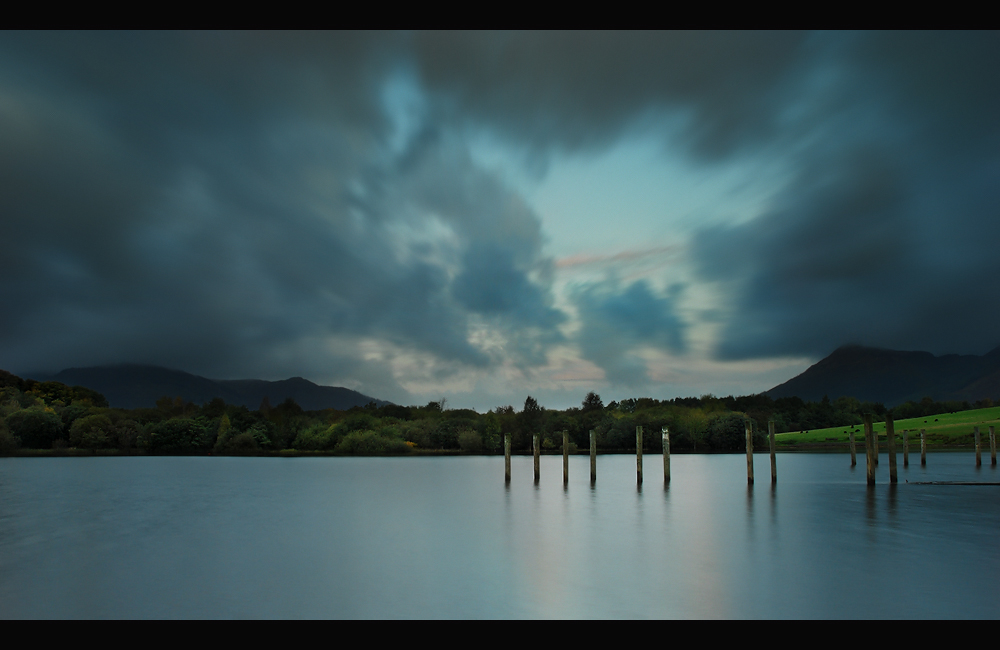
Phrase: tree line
[{"left": 0, "top": 369, "right": 993, "bottom": 455}]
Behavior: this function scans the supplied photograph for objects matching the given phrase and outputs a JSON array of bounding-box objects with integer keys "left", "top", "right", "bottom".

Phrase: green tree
[
  {"left": 517, "top": 396, "right": 543, "bottom": 450},
  {"left": 0, "top": 418, "right": 19, "bottom": 452},
  {"left": 457, "top": 429, "right": 483, "bottom": 452},
  {"left": 5, "top": 407, "right": 63, "bottom": 449},
  {"left": 335, "top": 429, "right": 410, "bottom": 455},
  {"left": 482, "top": 413, "right": 502, "bottom": 453},
  {"left": 69, "top": 413, "right": 113, "bottom": 448},
  {"left": 111, "top": 417, "right": 140, "bottom": 453},
  {"left": 704, "top": 413, "right": 763, "bottom": 451},
  {"left": 582, "top": 392, "right": 603, "bottom": 412},
  {"left": 150, "top": 419, "right": 211, "bottom": 454}
]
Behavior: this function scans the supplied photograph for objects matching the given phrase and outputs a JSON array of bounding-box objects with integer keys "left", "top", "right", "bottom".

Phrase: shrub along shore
[{"left": 1, "top": 369, "right": 995, "bottom": 456}]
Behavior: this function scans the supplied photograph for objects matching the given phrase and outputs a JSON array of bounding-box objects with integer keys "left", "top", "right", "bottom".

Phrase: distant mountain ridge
[
  {"left": 30, "top": 365, "right": 390, "bottom": 411},
  {"left": 766, "top": 345, "right": 1000, "bottom": 406}
]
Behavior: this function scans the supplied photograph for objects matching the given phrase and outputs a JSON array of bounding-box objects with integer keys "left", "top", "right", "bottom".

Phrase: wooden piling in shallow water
[
  {"left": 886, "top": 414, "right": 897, "bottom": 484},
  {"left": 590, "top": 430, "right": 596, "bottom": 484},
  {"left": 504, "top": 433, "right": 511, "bottom": 483},
  {"left": 662, "top": 427, "right": 670, "bottom": 485},
  {"left": 636, "top": 426, "right": 643, "bottom": 485},
  {"left": 974, "top": 426, "right": 982, "bottom": 467},
  {"left": 849, "top": 430, "right": 856, "bottom": 466},
  {"left": 563, "top": 430, "right": 569, "bottom": 485},
  {"left": 920, "top": 429, "right": 926, "bottom": 466},
  {"left": 769, "top": 420, "right": 776, "bottom": 483},
  {"left": 864, "top": 414, "right": 875, "bottom": 485},
  {"left": 874, "top": 422, "right": 879, "bottom": 466},
  {"left": 990, "top": 426, "right": 996, "bottom": 466},
  {"left": 903, "top": 429, "right": 909, "bottom": 467},
  {"left": 745, "top": 419, "right": 754, "bottom": 485},
  {"left": 533, "top": 434, "right": 540, "bottom": 483}
]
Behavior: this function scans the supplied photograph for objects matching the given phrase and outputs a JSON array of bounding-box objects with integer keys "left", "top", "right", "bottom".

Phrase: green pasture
[{"left": 774, "top": 406, "right": 1000, "bottom": 448}]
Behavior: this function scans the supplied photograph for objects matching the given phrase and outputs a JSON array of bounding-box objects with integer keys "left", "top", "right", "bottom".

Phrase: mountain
[
  {"left": 30, "top": 365, "right": 389, "bottom": 411},
  {"left": 766, "top": 345, "right": 1000, "bottom": 406}
]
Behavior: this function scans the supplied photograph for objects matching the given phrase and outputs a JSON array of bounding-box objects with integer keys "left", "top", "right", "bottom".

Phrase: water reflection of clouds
[{"left": 670, "top": 455, "right": 733, "bottom": 618}]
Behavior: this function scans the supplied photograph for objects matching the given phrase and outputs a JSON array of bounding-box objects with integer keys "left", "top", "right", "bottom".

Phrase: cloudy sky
[{"left": 2, "top": 32, "right": 998, "bottom": 410}]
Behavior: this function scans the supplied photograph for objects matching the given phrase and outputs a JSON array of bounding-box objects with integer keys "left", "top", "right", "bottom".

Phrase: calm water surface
[{"left": 1, "top": 452, "right": 997, "bottom": 619}]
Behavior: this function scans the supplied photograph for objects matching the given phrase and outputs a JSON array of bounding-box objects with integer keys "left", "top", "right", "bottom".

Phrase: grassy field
[{"left": 774, "top": 406, "right": 1000, "bottom": 449}]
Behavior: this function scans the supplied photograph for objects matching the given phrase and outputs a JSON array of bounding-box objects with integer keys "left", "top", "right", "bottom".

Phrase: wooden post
[
  {"left": 903, "top": 429, "right": 909, "bottom": 467},
  {"left": 636, "top": 426, "right": 643, "bottom": 485},
  {"left": 864, "top": 413, "right": 875, "bottom": 485},
  {"left": 745, "top": 419, "right": 754, "bottom": 485},
  {"left": 990, "top": 425, "right": 996, "bottom": 466},
  {"left": 533, "top": 434, "right": 540, "bottom": 483},
  {"left": 590, "top": 429, "right": 596, "bottom": 484},
  {"left": 849, "top": 430, "right": 856, "bottom": 466},
  {"left": 662, "top": 426, "right": 670, "bottom": 485},
  {"left": 920, "top": 428, "right": 926, "bottom": 466},
  {"left": 769, "top": 420, "right": 776, "bottom": 484},
  {"left": 886, "top": 413, "right": 897, "bottom": 484},
  {"left": 974, "top": 426, "right": 982, "bottom": 467},
  {"left": 563, "top": 430, "right": 569, "bottom": 485},
  {"left": 874, "top": 420, "right": 879, "bottom": 466},
  {"left": 504, "top": 433, "right": 511, "bottom": 483}
]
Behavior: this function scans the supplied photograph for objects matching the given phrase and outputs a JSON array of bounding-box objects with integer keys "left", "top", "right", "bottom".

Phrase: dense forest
[{"left": 0, "top": 369, "right": 994, "bottom": 455}]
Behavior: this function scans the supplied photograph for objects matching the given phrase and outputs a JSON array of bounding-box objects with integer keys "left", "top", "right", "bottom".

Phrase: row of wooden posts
[
  {"left": 503, "top": 421, "right": 779, "bottom": 486},
  {"left": 504, "top": 417, "right": 999, "bottom": 486},
  {"left": 851, "top": 414, "right": 998, "bottom": 485}
]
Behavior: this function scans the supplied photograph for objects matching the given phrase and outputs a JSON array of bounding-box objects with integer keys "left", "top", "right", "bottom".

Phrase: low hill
[
  {"left": 766, "top": 345, "right": 1000, "bottom": 406},
  {"left": 30, "top": 365, "right": 389, "bottom": 411}
]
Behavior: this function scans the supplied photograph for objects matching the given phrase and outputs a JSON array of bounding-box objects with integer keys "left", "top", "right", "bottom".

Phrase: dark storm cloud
[
  {"left": 0, "top": 32, "right": 560, "bottom": 392},
  {"left": 691, "top": 32, "right": 1000, "bottom": 359},
  {"left": 411, "top": 31, "right": 809, "bottom": 163},
  {"left": 408, "top": 31, "right": 1000, "bottom": 364},
  {"left": 3, "top": 31, "right": 997, "bottom": 401}
]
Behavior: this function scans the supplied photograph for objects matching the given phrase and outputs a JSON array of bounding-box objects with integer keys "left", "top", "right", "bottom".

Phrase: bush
[
  {"left": 704, "top": 412, "right": 765, "bottom": 451},
  {"left": 70, "top": 414, "right": 113, "bottom": 448},
  {"left": 335, "top": 430, "right": 410, "bottom": 455},
  {"left": 111, "top": 418, "right": 141, "bottom": 452},
  {"left": 150, "top": 419, "right": 212, "bottom": 454},
  {"left": 291, "top": 424, "right": 338, "bottom": 451},
  {"left": 0, "top": 419, "right": 19, "bottom": 452},
  {"left": 457, "top": 429, "right": 483, "bottom": 452},
  {"left": 216, "top": 422, "right": 272, "bottom": 454},
  {"left": 5, "top": 407, "right": 63, "bottom": 449},
  {"left": 223, "top": 432, "right": 259, "bottom": 454},
  {"left": 431, "top": 418, "right": 475, "bottom": 449}
]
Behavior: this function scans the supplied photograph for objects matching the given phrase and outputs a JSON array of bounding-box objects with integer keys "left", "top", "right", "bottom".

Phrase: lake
[{"left": 1, "top": 452, "right": 997, "bottom": 619}]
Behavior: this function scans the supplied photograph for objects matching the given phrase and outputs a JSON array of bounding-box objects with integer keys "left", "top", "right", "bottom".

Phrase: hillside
[
  {"left": 30, "top": 365, "right": 388, "bottom": 411},
  {"left": 767, "top": 345, "right": 1000, "bottom": 406}
]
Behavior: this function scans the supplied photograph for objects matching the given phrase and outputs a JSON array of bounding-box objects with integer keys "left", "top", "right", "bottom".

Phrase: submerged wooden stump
[
  {"left": 504, "top": 433, "right": 511, "bottom": 483},
  {"left": 662, "top": 426, "right": 670, "bottom": 485},
  {"left": 563, "top": 430, "right": 569, "bottom": 486},
  {"left": 875, "top": 422, "right": 879, "bottom": 466},
  {"left": 590, "top": 429, "right": 596, "bottom": 484},
  {"left": 533, "top": 434, "right": 540, "bottom": 483},
  {"left": 745, "top": 419, "right": 754, "bottom": 485},
  {"left": 990, "top": 426, "right": 997, "bottom": 466},
  {"left": 636, "top": 426, "right": 643, "bottom": 486},
  {"left": 769, "top": 420, "right": 776, "bottom": 484},
  {"left": 903, "top": 429, "right": 909, "bottom": 467},
  {"left": 920, "top": 429, "right": 927, "bottom": 466},
  {"left": 864, "top": 414, "right": 875, "bottom": 485},
  {"left": 886, "top": 414, "right": 897, "bottom": 484},
  {"left": 975, "top": 426, "right": 982, "bottom": 467},
  {"left": 849, "top": 430, "right": 857, "bottom": 466}
]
